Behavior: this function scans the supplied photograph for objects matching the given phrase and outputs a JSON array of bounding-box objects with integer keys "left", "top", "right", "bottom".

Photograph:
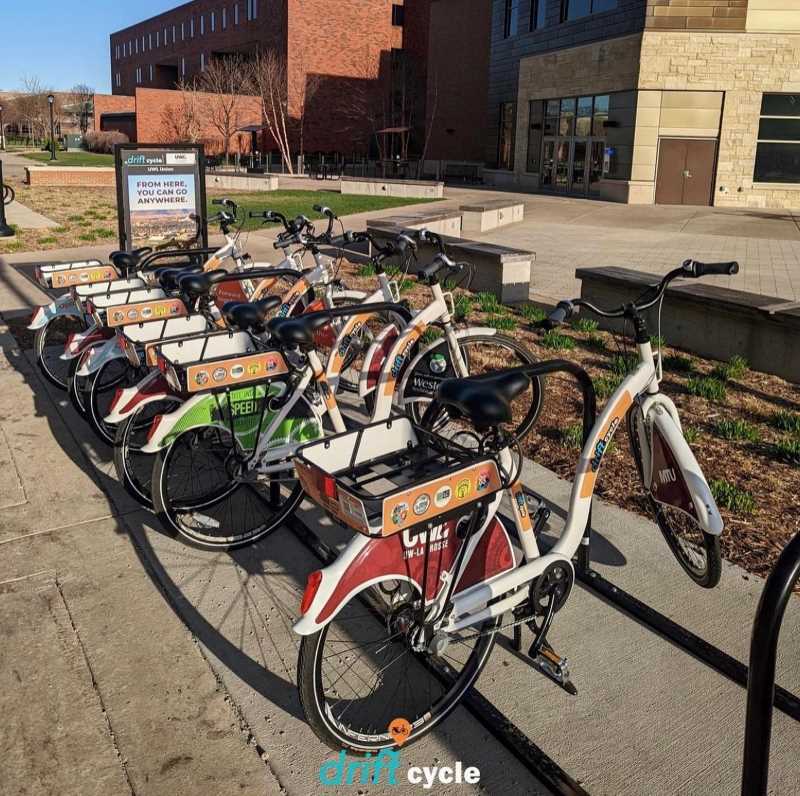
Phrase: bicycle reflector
[
  {"left": 322, "top": 474, "right": 338, "bottom": 501},
  {"left": 300, "top": 570, "right": 323, "bottom": 615}
]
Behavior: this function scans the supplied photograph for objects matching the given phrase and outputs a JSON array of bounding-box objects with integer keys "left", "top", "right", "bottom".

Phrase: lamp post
[
  {"left": 0, "top": 104, "right": 5, "bottom": 151},
  {"left": 47, "top": 94, "right": 57, "bottom": 161}
]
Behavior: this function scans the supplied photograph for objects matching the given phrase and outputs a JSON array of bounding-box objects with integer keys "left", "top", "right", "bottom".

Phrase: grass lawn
[
  {"left": 207, "top": 189, "right": 437, "bottom": 231},
  {"left": 22, "top": 151, "right": 115, "bottom": 167}
]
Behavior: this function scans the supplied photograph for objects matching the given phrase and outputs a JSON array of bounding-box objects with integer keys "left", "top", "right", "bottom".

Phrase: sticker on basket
[
  {"left": 185, "top": 351, "right": 289, "bottom": 393},
  {"left": 106, "top": 299, "right": 187, "bottom": 327},
  {"left": 295, "top": 461, "right": 370, "bottom": 534},
  {"left": 194, "top": 371, "right": 210, "bottom": 387},
  {"left": 51, "top": 266, "right": 118, "bottom": 288},
  {"left": 381, "top": 461, "right": 502, "bottom": 535}
]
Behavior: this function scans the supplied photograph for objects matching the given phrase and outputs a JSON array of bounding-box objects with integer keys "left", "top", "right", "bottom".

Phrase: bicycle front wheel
[
  {"left": 297, "top": 577, "right": 497, "bottom": 753},
  {"left": 627, "top": 407, "right": 721, "bottom": 588}
]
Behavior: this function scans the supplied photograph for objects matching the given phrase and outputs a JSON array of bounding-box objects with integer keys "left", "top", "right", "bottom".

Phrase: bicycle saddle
[
  {"left": 436, "top": 371, "right": 531, "bottom": 431},
  {"left": 268, "top": 312, "right": 332, "bottom": 348},
  {"left": 222, "top": 297, "right": 281, "bottom": 331},
  {"left": 109, "top": 250, "right": 147, "bottom": 275},
  {"left": 155, "top": 265, "right": 202, "bottom": 292},
  {"left": 177, "top": 269, "right": 229, "bottom": 298}
]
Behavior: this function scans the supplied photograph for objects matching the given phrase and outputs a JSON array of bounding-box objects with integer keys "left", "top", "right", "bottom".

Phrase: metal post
[
  {"left": 0, "top": 104, "right": 5, "bottom": 151},
  {"left": 47, "top": 94, "right": 57, "bottom": 161},
  {"left": 741, "top": 531, "right": 800, "bottom": 795},
  {"left": 0, "top": 160, "right": 14, "bottom": 237}
]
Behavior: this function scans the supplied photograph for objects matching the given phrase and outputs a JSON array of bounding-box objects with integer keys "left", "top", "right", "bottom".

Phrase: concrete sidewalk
[{"left": 1, "top": 255, "right": 798, "bottom": 794}]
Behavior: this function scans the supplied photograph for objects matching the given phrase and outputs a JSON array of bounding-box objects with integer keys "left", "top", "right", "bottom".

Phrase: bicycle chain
[{"left": 450, "top": 605, "right": 539, "bottom": 643}]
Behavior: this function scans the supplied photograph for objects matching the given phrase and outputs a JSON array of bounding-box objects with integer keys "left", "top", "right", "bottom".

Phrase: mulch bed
[{"left": 338, "top": 259, "right": 800, "bottom": 582}]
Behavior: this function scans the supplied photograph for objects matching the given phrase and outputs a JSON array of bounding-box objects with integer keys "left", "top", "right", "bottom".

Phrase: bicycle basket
[
  {"left": 155, "top": 330, "right": 289, "bottom": 395},
  {"left": 295, "top": 416, "right": 507, "bottom": 537},
  {"left": 118, "top": 314, "right": 210, "bottom": 367}
]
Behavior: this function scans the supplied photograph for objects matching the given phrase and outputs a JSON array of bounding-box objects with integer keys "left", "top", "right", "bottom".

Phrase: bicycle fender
[
  {"left": 140, "top": 393, "right": 218, "bottom": 453},
  {"left": 293, "top": 517, "right": 516, "bottom": 635},
  {"left": 648, "top": 407, "right": 723, "bottom": 536},
  {"left": 397, "top": 327, "right": 499, "bottom": 405},
  {"left": 60, "top": 326, "right": 112, "bottom": 360},
  {"left": 105, "top": 371, "right": 172, "bottom": 424},
  {"left": 358, "top": 322, "right": 400, "bottom": 399},
  {"left": 75, "top": 337, "right": 124, "bottom": 377},
  {"left": 28, "top": 299, "right": 81, "bottom": 330}
]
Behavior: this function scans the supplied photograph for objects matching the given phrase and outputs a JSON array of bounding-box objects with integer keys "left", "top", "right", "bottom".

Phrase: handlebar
[{"left": 545, "top": 258, "right": 740, "bottom": 327}]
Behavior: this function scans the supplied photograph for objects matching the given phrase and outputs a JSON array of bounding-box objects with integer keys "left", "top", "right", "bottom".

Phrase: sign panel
[
  {"left": 185, "top": 351, "right": 290, "bottom": 393},
  {"left": 106, "top": 298, "right": 188, "bottom": 327},
  {"left": 51, "top": 265, "right": 119, "bottom": 288},
  {"left": 115, "top": 143, "right": 208, "bottom": 253}
]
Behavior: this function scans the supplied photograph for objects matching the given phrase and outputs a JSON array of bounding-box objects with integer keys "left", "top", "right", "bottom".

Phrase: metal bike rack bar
[
  {"left": 740, "top": 531, "right": 800, "bottom": 795},
  {"left": 0, "top": 160, "right": 15, "bottom": 238}
]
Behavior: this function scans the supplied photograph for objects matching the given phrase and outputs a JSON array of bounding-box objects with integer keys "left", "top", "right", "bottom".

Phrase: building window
[
  {"left": 115, "top": 44, "right": 119, "bottom": 60},
  {"left": 211, "top": 11, "right": 216, "bottom": 31},
  {"left": 504, "top": 0, "right": 521, "bottom": 37},
  {"left": 115, "top": 72, "right": 121, "bottom": 88},
  {"left": 134, "top": 38, "right": 138, "bottom": 54},
  {"left": 561, "top": 0, "right": 617, "bottom": 22},
  {"left": 497, "top": 102, "right": 516, "bottom": 169},
  {"left": 148, "top": 33, "right": 152, "bottom": 49},
  {"left": 755, "top": 93, "right": 800, "bottom": 183},
  {"left": 190, "top": 18, "right": 195, "bottom": 37},
  {"left": 530, "top": 0, "right": 547, "bottom": 30},
  {"left": 201, "top": 52, "right": 206, "bottom": 71},
  {"left": 135, "top": 67, "right": 142, "bottom": 84},
  {"left": 222, "top": 8, "right": 227, "bottom": 29},
  {"left": 181, "top": 57, "right": 186, "bottom": 77},
  {"left": 149, "top": 64, "right": 154, "bottom": 82},
  {"left": 527, "top": 101, "right": 543, "bottom": 172},
  {"left": 142, "top": 35, "right": 145, "bottom": 51},
  {"left": 392, "top": 4, "right": 405, "bottom": 25},
  {"left": 234, "top": 3, "right": 239, "bottom": 25},
  {"left": 181, "top": 22, "right": 185, "bottom": 40},
  {"left": 156, "top": 30, "right": 160, "bottom": 47},
  {"left": 200, "top": 15, "right": 205, "bottom": 35}
]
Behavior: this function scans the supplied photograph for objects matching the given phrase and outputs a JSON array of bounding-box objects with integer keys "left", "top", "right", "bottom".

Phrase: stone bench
[
  {"left": 459, "top": 200, "right": 524, "bottom": 233},
  {"left": 576, "top": 266, "right": 800, "bottom": 381},
  {"left": 368, "top": 209, "right": 463, "bottom": 238},
  {"left": 367, "top": 220, "right": 533, "bottom": 304},
  {"left": 340, "top": 176, "right": 444, "bottom": 199},
  {"left": 206, "top": 172, "right": 279, "bottom": 191}
]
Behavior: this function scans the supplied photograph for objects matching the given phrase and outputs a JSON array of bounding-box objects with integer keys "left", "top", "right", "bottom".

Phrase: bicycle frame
[{"left": 294, "top": 340, "right": 660, "bottom": 634}]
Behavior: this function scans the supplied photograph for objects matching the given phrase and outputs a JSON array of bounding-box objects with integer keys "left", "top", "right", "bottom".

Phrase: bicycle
[{"left": 291, "top": 258, "right": 736, "bottom": 752}]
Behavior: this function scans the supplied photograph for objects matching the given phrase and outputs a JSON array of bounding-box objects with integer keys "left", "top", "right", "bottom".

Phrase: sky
[{"left": 0, "top": 2, "right": 180, "bottom": 95}]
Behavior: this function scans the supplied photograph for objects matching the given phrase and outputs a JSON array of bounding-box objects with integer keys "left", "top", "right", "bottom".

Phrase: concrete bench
[
  {"left": 206, "top": 172, "right": 279, "bottom": 191},
  {"left": 367, "top": 220, "right": 533, "bottom": 304},
  {"left": 367, "top": 209, "right": 463, "bottom": 238},
  {"left": 459, "top": 200, "right": 524, "bottom": 233},
  {"left": 576, "top": 266, "right": 800, "bottom": 382},
  {"left": 340, "top": 176, "right": 444, "bottom": 199}
]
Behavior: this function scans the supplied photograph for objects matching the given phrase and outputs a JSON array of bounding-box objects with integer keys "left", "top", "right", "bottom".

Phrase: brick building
[
  {"left": 109, "top": 0, "right": 437, "bottom": 157},
  {"left": 484, "top": 0, "right": 800, "bottom": 209}
]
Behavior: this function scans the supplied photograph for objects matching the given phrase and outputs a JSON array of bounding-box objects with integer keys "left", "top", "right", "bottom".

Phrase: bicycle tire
[
  {"left": 33, "top": 315, "right": 86, "bottom": 391},
  {"left": 297, "top": 577, "right": 498, "bottom": 753},
  {"left": 627, "top": 406, "right": 722, "bottom": 588},
  {"left": 85, "top": 358, "right": 142, "bottom": 445}
]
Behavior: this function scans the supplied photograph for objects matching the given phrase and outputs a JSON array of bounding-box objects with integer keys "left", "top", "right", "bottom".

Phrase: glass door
[
  {"left": 540, "top": 139, "right": 556, "bottom": 188},
  {"left": 571, "top": 140, "right": 588, "bottom": 193},
  {"left": 555, "top": 139, "right": 570, "bottom": 191},
  {"left": 589, "top": 140, "right": 604, "bottom": 194}
]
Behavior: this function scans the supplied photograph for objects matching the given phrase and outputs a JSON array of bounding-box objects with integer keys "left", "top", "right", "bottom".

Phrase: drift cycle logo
[{"left": 319, "top": 719, "right": 481, "bottom": 789}]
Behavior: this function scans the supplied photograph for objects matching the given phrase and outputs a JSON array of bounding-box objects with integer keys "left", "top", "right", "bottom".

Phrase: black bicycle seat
[
  {"left": 268, "top": 312, "right": 332, "bottom": 348},
  {"left": 177, "top": 269, "right": 229, "bottom": 297},
  {"left": 436, "top": 371, "right": 531, "bottom": 431},
  {"left": 109, "top": 251, "right": 142, "bottom": 274},
  {"left": 155, "top": 265, "right": 202, "bottom": 292},
  {"left": 222, "top": 297, "right": 281, "bottom": 331}
]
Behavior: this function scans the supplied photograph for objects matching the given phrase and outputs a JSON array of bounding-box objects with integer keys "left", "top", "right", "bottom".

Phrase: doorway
[{"left": 655, "top": 138, "right": 717, "bottom": 206}]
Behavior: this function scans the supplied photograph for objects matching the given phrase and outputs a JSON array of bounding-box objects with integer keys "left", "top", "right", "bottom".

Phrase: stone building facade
[{"left": 486, "top": 0, "right": 800, "bottom": 208}]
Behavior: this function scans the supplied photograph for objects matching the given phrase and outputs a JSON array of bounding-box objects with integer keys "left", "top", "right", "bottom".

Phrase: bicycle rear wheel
[
  {"left": 627, "top": 407, "right": 721, "bottom": 588},
  {"left": 297, "top": 577, "right": 497, "bottom": 753}
]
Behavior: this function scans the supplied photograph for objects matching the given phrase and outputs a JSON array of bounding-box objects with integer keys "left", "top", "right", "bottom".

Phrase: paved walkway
[
  {"left": 1, "top": 254, "right": 799, "bottom": 794},
  {"left": 1, "top": 151, "right": 58, "bottom": 230}
]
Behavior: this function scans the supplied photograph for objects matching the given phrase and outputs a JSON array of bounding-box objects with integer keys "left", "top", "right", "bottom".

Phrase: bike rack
[
  {"left": 0, "top": 160, "right": 15, "bottom": 238},
  {"left": 740, "top": 530, "right": 800, "bottom": 795}
]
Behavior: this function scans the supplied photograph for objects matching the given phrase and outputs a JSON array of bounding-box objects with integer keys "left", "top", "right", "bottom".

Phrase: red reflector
[
  {"left": 322, "top": 475, "right": 338, "bottom": 501},
  {"left": 156, "top": 355, "right": 168, "bottom": 374},
  {"left": 300, "top": 571, "right": 323, "bottom": 615},
  {"left": 146, "top": 414, "right": 164, "bottom": 443}
]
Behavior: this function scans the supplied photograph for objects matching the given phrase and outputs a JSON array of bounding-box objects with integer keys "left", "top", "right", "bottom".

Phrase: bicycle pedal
[
  {"left": 528, "top": 643, "right": 578, "bottom": 696},
  {"left": 532, "top": 505, "right": 551, "bottom": 535}
]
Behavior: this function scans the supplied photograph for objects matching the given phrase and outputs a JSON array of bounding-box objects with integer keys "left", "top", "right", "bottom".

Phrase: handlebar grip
[
  {"left": 685, "top": 260, "right": 739, "bottom": 278},
  {"left": 545, "top": 301, "right": 574, "bottom": 328}
]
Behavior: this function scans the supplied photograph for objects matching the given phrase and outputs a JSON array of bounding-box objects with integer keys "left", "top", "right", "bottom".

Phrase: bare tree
[
  {"left": 16, "top": 76, "right": 53, "bottom": 145},
  {"left": 159, "top": 80, "right": 202, "bottom": 143},
  {"left": 249, "top": 50, "right": 293, "bottom": 173},
  {"left": 69, "top": 83, "right": 95, "bottom": 134},
  {"left": 197, "top": 56, "right": 249, "bottom": 165}
]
